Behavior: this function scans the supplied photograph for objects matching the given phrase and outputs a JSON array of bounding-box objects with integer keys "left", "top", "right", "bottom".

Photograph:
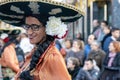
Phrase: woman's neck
[{"left": 36, "top": 35, "right": 46, "bottom": 46}]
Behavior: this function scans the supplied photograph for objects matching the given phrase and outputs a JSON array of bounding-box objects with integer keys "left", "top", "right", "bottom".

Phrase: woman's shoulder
[
  {"left": 45, "top": 45, "right": 62, "bottom": 58},
  {"left": 98, "top": 49, "right": 106, "bottom": 55}
]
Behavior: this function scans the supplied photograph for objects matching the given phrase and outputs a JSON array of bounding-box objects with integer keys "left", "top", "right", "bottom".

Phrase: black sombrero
[
  {"left": 0, "top": 0, "right": 84, "bottom": 26},
  {"left": 0, "top": 29, "right": 21, "bottom": 35}
]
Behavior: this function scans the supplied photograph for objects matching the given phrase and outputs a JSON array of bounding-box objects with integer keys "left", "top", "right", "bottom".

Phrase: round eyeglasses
[{"left": 22, "top": 24, "right": 43, "bottom": 31}]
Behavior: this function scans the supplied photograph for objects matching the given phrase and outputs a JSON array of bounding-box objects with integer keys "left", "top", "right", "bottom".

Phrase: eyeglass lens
[{"left": 23, "top": 24, "right": 42, "bottom": 31}]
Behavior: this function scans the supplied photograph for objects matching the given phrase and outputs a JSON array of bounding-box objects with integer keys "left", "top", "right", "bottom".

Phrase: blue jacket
[
  {"left": 84, "top": 44, "right": 91, "bottom": 59},
  {"left": 103, "top": 36, "right": 113, "bottom": 53}
]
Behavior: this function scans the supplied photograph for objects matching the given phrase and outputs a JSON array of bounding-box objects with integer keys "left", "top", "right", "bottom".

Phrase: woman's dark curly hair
[{"left": 19, "top": 35, "right": 54, "bottom": 80}]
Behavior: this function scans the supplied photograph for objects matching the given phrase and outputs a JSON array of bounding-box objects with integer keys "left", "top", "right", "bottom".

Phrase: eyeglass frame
[{"left": 22, "top": 24, "right": 43, "bottom": 31}]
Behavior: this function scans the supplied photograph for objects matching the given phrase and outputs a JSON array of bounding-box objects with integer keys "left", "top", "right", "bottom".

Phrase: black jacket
[
  {"left": 100, "top": 53, "right": 120, "bottom": 80},
  {"left": 75, "top": 68, "right": 99, "bottom": 80},
  {"left": 101, "top": 32, "right": 111, "bottom": 49},
  {"left": 103, "top": 52, "right": 120, "bottom": 71},
  {"left": 68, "top": 67, "right": 80, "bottom": 80}
]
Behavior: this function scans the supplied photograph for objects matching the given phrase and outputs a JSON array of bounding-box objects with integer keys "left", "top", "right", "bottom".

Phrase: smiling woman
[
  {"left": 0, "top": 0, "right": 84, "bottom": 80},
  {"left": 24, "top": 16, "right": 46, "bottom": 44}
]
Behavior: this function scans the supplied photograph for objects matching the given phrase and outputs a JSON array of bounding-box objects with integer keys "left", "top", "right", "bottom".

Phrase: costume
[
  {"left": 0, "top": 29, "right": 22, "bottom": 71},
  {"left": 15, "top": 35, "right": 71, "bottom": 80},
  {"left": 0, "top": 43, "right": 19, "bottom": 72},
  {"left": 0, "top": 43, "right": 20, "bottom": 79},
  {"left": 0, "top": 30, "right": 23, "bottom": 79}
]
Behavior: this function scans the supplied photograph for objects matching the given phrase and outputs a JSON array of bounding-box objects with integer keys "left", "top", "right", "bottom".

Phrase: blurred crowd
[{"left": 55, "top": 19, "right": 120, "bottom": 80}]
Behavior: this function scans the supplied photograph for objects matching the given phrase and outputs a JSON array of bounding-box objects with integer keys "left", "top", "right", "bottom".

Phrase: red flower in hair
[{"left": 3, "top": 37, "right": 9, "bottom": 43}]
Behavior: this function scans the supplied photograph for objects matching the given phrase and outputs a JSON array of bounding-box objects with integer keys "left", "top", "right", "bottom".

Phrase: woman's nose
[{"left": 27, "top": 28, "right": 34, "bottom": 35}]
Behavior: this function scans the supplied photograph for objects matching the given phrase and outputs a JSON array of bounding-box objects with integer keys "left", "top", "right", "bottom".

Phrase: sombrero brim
[
  {"left": 0, "top": 0, "right": 84, "bottom": 26},
  {"left": 0, "top": 29, "right": 11, "bottom": 34}
]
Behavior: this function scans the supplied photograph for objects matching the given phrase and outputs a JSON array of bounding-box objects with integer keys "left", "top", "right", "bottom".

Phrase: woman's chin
[
  {"left": 30, "top": 41, "right": 34, "bottom": 44},
  {"left": 30, "top": 40, "right": 36, "bottom": 44}
]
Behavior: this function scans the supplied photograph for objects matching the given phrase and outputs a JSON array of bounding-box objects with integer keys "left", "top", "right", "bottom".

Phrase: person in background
[
  {"left": 55, "top": 39, "right": 67, "bottom": 58},
  {"left": 100, "top": 41, "right": 120, "bottom": 80},
  {"left": 97, "top": 20, "right": 108, "bottom": 42},
  {"left": 64, "top": 39, "right": 72, "bottom": 53},
  {"left": 0, "top": 38, "right": 5, "bottom": 80},
  {"left": 84, "top": 34, "right": 96, "bottom": 59},
  {"left": 55, "top": 39, "right": 62, "bottom": 51},
  {"left": 9, "top": 30, "right": 25, "bottom": 67},
  {"left": 67, "top": 57, "right": 80, "bottom": 80},
  {"left": 103, "top": 27, "right": 120, "bottom": 53},
  {"left": 61, "top": 38, "right": 73, "bottom": 58},
  {"left": 101, "top": 25, "right": 111, "bottom": 49},
  {"left": 75, "top": 32, "right": 83, "bottom": 41},
  {"left": 92, "top": 19, "right": 100, "bottom": 33},
  {"left": 92, "top": 19, "right": 100, "bottom": 38},
  {"left": 117, "top": 29, "right": 120, "bottom": 41},
  {"left": 66, "top": 39, "right": 84, "bottom": 65},
  {"left": 88, "top": 41, "right": 106, "bottom": 69},
  {"left": 0, "top": 38, "right": 5, "bottom": 53},
  {"left": 0, "top": 33, "right": 10, "bottom": 80},
  {"left": 76, "top": 58, "right": 100, "bottom": 80},
  {"left": 0, "top": 31, "right": 21, "bottom": 80},
  {"left": 100, "top": 21, "right": 108, "bottom": 28}
]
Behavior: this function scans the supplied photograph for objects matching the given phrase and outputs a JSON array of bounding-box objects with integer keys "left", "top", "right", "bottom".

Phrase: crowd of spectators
[{"left": 56, "top": 19, "right": 120, "bottom": 80}]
